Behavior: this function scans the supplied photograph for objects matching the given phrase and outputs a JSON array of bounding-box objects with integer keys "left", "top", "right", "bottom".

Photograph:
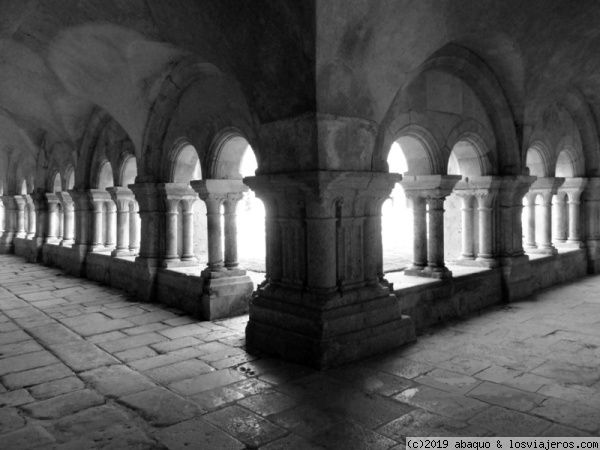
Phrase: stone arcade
[{"left": 1, "top": 1, "right": 600, "bottom": 446}]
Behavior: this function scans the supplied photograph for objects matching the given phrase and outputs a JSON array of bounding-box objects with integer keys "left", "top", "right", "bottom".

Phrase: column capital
[
  {"left": 191, "top": 179, "right": 248, "bottom": 201},
  {"left": 13, "top": 195, "right": 26, "bottom": 208},
  {"left": 400, "top": 175, "right": 461, "bottom": 199},
  {"left": 497, "top": 175, "right": 536, "bottom": 202},
  {"left": 56, "top": 191, "right": 73, "bottom": 206},
  {"left": 244, "top": 171, "right": 400, "bottom": 218},
  {"left": 530, "top": 177, "right": 565, "bottom": 196},
  {"left": 45, "top": 192, "right": 61, "bottom": 210},
  {"left": 107, "top": 187, "right": 135, "bottom": 210}
]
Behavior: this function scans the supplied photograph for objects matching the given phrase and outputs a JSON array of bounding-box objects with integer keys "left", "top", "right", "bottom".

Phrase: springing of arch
[
  {"left": 375, "top": 44, "right": 520, "bottom": 174},
  {"left": 389, "top": 125, "right": 445, "bottom": 176},
  {"left": 169, "top": 140, "right": 201, "bottom": 183},
  {"left": 207, "top": 128, "right": 257, "bottom": 180},
  {"left": 117, "top": 154, "right": 138, "bottom": 187},
  {"left": 526, "top": 142, "right": 551, "bottom": 178},
  {"left": 448, "top": 134, "right": 493, "bottom": 177},
  {"left": 95, "top": 161, "right": 114, "bottom": 190}
]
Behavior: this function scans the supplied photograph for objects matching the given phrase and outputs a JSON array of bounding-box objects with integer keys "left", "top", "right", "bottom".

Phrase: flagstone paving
[{"left": 0, "top": 253, "right": 599, "bottom": 449}]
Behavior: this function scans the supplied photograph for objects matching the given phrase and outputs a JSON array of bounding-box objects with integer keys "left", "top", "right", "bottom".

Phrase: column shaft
[
  {"left": 411, "top": 196, "right": 427, "bottom": 269},
  {"left": 478, "top": 200, "right": 494, "bottom": 259},
  {"left": 427, "top": 197, "right": 446, "bottom": 270},
  {"left": 164, "top": 201, "right": 179, "bottom": 260},
  {"left": 524, "top": 195, "right": 537, "bottom": 249},
  {"left": 568, "top": 196, "right": 582, "bottom": 243},
  {"left": 460, "top": 196, "right": 475, "bottom": 259},
  {"left": 223, "top": 199, "right": 239, "bottom": 268},
  {"left": 205, "top": 199, "right": 224, "bottom": 270}
]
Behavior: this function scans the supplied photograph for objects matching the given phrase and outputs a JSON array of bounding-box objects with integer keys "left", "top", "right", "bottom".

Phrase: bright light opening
[{"left": 382, "top": 142, "right": 413, "bottom": 272}]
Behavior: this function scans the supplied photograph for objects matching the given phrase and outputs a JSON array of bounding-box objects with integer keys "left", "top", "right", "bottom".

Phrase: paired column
[
  {"left": 401, "top": 175, "right": 460, "bottom": 279},
  {"left": 560, "top": 178, "right": 587, "bottom": 248},
  {"left": 24, "top": 195, "right": 36, "bottom": 239},
  {"left": 14, "top": 196, "right": 26, "bottom": 239},
  {"left": 0, "top": 196, "right": 17, "bottom": 252},
  {"left": 157, "top": 183, "right": 199, "bottom": 268},
  {"left": 524, "top": 193, "right": 537, "bottom": 250},
  {"left": 453, "top": 177, "right": 501, "bottom": 266},
  {"left": 57, "top": 192, "right": 74, "bottom": 246},
  {"left": 191, "top": 180, "right": 248, "bottom": 273},
  {"left": 526, "top": 177, "right": 564, "bottom": 255},
  {"left": 45, "top": 193, "right": 61, "bottom": 244},
  {"left": 107, "top": 187, "right": 135, "bottom": 257},
  {"left": 552, "top": 193, "right": 568, "bottom": 243},
  {"left": 88, "top": 190, "right": 113, "bottom": 252}
]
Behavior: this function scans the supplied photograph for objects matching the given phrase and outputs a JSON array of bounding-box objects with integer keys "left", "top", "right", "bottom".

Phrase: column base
[
  {"left": 201, "top": 269, "right": 253, "bottom": 320},
  {"left": 454, "top": 258, "right": 499, "bottom": 268},
  {"left": 528, "top": 246, "right": 558, "bottom": 255},
  {"left": 404, "top": 266, "right": 453, "bottom": 279},
  {"left": 563, "top": 240, "right": 587, "bottom": 249},
  {"left": 59, "top": 240, "right": 74, "bottom": 247},
  {"left": 161, "top": 258, "right": 199, "bottom": 269},
  {"left": 246, "top": 283, "right": 416, "bottom": 369},
  {"left": 112, "top": 248, "right": 134, "bottom": 257}
]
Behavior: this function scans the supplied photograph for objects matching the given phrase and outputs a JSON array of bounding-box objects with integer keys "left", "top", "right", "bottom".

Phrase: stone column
[
  {"left": 157, "top": 183, "right": 198, "bottom": 268},
  {"left": 105, "top": 200, "right": 117, "bottom": 250},
  {"left": 191, "top": 179, "right": 253, "bottom": 320},
  {"left": 494, "top": 176, "right": 536, "bottom": 301},
  {"left": 528, "top": 177, "right": 564, "bottom": 255},
  {"left": 426, "top": 196, "right": 447, "bottom": 273},
  {"left": 477, "top": 193, "right": 496, "bottom": 261},
  {"left": 0, "top": 196, "right": 17, "bottom": 253},
  {"left": 88, "top": 190, "right": 112, "bottom": 252},
  {"left": 181, "top": 196, "right": 198, "bottom": 262},
  {"left": 192, "top": 180, "right": 251, "bottom": 273},
  {"left": 561, "top": 178, "right": 587, "bottom": 247},
  {"left": 31, "top": 191, "right": 48, "bottom": 244},
  {"left": 129, "top": 184, "right": 160, "bottom": 263},
  {"left": 244, "top": 171, "right": 415, "bottom": 369},
  {"left": 107, "top": 187, "right": 134, "bottom": 257},
  {"left": 583, "top": 178, "right": 600, "bottom": 273},
  {"left": 45, "top": 193, "right": 61, "bottom": 244},
  {"left": 164, "top": 198, "right": 179, "bottom": 262},
  {"left": 129, "top": 202, "right": 140, "bottom": 255},
  {"left": 69, "top": 190, "right": 91, "bottom": 250},
  {"left": 452, "top": 177, "right": 501, "bottom": 267},
  {"left": 223, "top": 193, "right": 245, "bottom": 269},
  {"left": 405, "top": 194, "right": 428, "bottom": 271},
  {"left": 24, "top": 195, "right": 36, "bottom": 239},
  {"left": 401, "top": 175, "right": 460, "bottom": 279},
  {"left": 553, "top": 193, "right": 568, "bottom": 243},
  {"left": 57, "top": 192, "right": 74, "bottom": 246},
  {"left": 524, "top": 193, "right": 537, "bottom": 250},
  {"left": 14, "top": 196, "right": 26, "bottom": 238},
  {"left": 458, "top": 194, "right": 475, "bottom": 259}
]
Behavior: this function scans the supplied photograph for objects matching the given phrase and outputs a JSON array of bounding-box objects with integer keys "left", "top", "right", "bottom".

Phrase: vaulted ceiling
[{"left": 1, "top": 0, "right": 600, "bottom": 191}]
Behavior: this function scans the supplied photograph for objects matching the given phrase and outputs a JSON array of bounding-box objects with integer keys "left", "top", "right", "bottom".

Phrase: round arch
[
  {"left": 375, "top": 44, "right": 519, "bottom": 174},
  {"left": 142, "top": 57, "right": 258, "bottom": 183},
  {"left": 526, "top": 142, "right": 551, "bottom": 178}
]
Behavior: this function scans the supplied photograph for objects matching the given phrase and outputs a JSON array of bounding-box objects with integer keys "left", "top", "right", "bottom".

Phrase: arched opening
[
  {"left": 173, "top": 145, "right": 201, "bottom": 183},
  {"left": 445, "top": 139, "right": 489, "bottom": 262},
  {"left": 238, "top": 144, "right": 265, "bottom": 275},
  {"left": 121, "top": 156, "right": 138, "bottom": 186},
  {"left": 382, "top": 141, "right": 412, "bottom": 272},
  {"left": 171, "top": 144, "right": 207, "bottom": 264},
  {"left": 94, "top": 161, "right": 116, "bottom": 251},
  {"left": 97, "top": 161, "right": 114, "bottom": 190},
  {"left": 119, "top": 156, "right": 141, "bottom": 255},
  {"left": 20, "top": 179, "right": 29, "bottom": 238}
]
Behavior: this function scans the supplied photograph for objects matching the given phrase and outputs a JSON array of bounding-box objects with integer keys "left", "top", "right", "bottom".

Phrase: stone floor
[{"left": 0, "top": 255, "right": 599, "bottom": 449}]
